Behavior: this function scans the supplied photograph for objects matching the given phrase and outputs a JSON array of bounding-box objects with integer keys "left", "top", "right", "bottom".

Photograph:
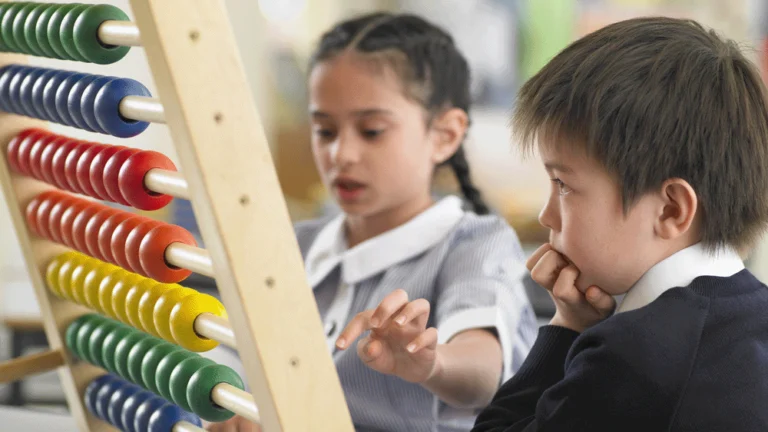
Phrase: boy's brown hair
[{"left": 514, "top": 16, "right": 768, "bottom": 250}]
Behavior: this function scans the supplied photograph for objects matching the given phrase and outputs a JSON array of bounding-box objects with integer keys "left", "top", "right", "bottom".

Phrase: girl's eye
[
  {"left": 361, "top": 129, "right": 384, "bottom": 139},
  {"left": 551, "top": 178, "right": 573, "bottom": 195},
  {"left": 314, "top": 128, "right": 335, "bottom": 140}
]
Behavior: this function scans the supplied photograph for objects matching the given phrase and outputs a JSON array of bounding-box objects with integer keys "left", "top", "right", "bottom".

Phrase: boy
[{"left": 473, "top": 17, "right": 768, "bottom": 431}]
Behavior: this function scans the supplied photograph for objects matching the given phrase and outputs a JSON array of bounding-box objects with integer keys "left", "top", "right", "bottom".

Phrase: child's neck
[{"left": 345, "top": 196, "right": 435, "bottom": 248}]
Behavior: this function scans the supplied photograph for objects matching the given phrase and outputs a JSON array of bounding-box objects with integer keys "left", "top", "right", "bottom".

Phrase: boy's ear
[
  {"left": 430, "top": 108, "right": 468, "bottom": 164},
  {"left": 654, "top": 178, "right": 698, "bottom": 241}
]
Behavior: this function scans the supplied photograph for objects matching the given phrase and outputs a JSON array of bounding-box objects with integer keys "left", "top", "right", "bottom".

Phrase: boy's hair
[
  {"left": 514, "top": 16, "right": 768, "bottom": 250},
  {"left": 309, "top": 12, "right": 490, "bottom": 215}
]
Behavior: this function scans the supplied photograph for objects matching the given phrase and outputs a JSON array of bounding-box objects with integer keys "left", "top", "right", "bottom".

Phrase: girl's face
[{"left": 309, "top": 54, "right": 448, "bottom": 220}]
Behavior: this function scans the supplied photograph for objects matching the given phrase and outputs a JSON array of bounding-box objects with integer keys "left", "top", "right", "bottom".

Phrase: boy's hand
[
  {"left": 336, "top": 289, "right": 439, "bottom": 384},
  {"left": 527, "top": 244, "right": 615, "bottom": 332}
]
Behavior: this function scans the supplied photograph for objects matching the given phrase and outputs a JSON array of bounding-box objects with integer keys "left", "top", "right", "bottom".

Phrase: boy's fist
[{"left": 527, "top": 244, "right": 615, "bottom": 332}]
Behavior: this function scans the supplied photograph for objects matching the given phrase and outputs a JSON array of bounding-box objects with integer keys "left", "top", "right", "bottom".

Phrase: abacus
[{"left": 0, "top": 1, "right": 354, "bottom": 431}]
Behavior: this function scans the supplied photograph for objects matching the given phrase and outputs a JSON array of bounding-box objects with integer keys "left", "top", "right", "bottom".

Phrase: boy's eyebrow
[{"left": 544, "top": 162, "right": 574, "bottom": 174}]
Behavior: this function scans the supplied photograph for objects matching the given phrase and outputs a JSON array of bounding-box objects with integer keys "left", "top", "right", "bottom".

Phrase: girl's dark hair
[{"left": 309, "top": 12, "right": 490, "bottom": 215}]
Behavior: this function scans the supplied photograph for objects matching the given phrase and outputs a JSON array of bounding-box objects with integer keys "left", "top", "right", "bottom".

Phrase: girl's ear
[{"left": 430, "top": 108, "right": 468, "bottom": 164}]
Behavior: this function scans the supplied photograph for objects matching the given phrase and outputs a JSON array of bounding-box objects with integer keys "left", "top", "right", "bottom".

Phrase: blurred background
[{"left": 2, "top": 0, "right": 767, "bottom": 412}]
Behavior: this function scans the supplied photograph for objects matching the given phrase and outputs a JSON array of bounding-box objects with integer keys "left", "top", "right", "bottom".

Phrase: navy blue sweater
[{"left": 473, "top": 270, "right": 768, "bottom": 431}]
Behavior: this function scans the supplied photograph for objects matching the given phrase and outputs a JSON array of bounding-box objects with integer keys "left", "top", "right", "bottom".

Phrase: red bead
[
  {"left": 125, "top": 219, "right": 162, "bottom": 274},
  {"left": 6, "top": 129, "right": 38, "bottom": 174},
  {"left": 110, "top": 214, "right": 148, "bottom": 269},
  {"left": 103, "top": 148, "right": 140, "bottom": 206},
  {"left": 35, "top": 191, "right": 66, "bottom": 241},
  {"left": 25, "top": 194, "right": 44, "bottom": 236},
  {"left": 72, "top": 202, "right": 106, "bottom": 254},
  {"left": 47, "top": 194, "right": 77, "bottom": 244},
  {"left": 139, "top": 224, "right": 196, "bottom": 283},
  {"left": 17, "top": 130, "right": 49, "bottom": 176},
  {"left": 85, "top": 207, "right": 119, "bottom": 260},
  {"left": 117, "top": 150, "right": 177, "bottom": 211},
  {"left": 28, "top": 134, "right": 55, "bottom": 180},
  {"left": 75, "top": 143, "right": 107, "bottom": 198},
  {"left": 89, "top": 146, "right": 126, "bottom": 201},
  {"left": 51, "top": 140, "right": 81, "bottom": 191},
  {"left": 39, "top": 136, "right": 67, "bottom": 185},
  {"left": 64, "top": 142, "right": 92, "bottom": 194},
  {"left": 60, "top": 199, "right": 89, "bottom": 249},
  {"left": 98, "top": 212, "right": 134, "bottom": 264}
]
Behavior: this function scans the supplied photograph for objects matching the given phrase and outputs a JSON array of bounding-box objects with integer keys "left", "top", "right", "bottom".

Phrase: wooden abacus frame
[{"left": 0, "top": 0, "right": 354, "bottom": 430}]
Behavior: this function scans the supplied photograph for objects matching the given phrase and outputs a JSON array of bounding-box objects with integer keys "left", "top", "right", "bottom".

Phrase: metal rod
[
  {"left": 98, "top": 20, "right": 141, "bottom": 47},
  {"left": 212, "top": 383, "right": 261, "bottom": 424},
  {"left": 165, "top": 243, "right": 215, "bottom": 278},
  {"left": 144, "top": 169, "right": 190, "bottom": 200},
  {"left": 195, "top": 313, "right": 237, "bottom": 349},
  {"left": 119, "top": 96, "right": 165, "bottom": 124}
]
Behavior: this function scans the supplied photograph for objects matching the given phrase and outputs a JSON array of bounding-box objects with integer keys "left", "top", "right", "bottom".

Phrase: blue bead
[
  {"left": 122, "top": 390, "right": 152, "bottom": 432},
  {"left": 67, "top": 74, "right": 98, "bottom": 132},
  {"left": 93, "top": 78, "right": 151, "bottom": 138},
  {"left": 80, "top": 76, "right": 113, "bottom": 134},
  {"left": 108, "top": 381, "right": 141, "bottom": 429},
  {"left": 54, "top": 72, "right": 86, "bottom": 128},
  {"left": 31, "top": 70, "right": 58, "bottom": 120},
  {"left": 95, "top": 378, "right": 124, "bottom": 422},
  {"left": 84, "top": 374, "right": 115, "bottom": 418},
  {"left": 0, "top": 65, "right": 21, "bottom": 112},
  {"left": 134, "top": 396, "right": 169, "bottom": 432},
  {"left": 148, "top": 404, "right": 202, "bottom": 432},
  {"left": 19, "top": 68, "right": 47, "bottom": 118},
  {"left": 8, "top": 67, "right": 36, "bottom": 115},
  {"left": 42, "top": 70, "right": 75, "bottom": 125}
]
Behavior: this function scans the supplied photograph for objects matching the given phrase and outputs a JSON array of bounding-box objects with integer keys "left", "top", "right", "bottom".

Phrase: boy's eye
[
  {"left": 551, "top": 178, "right": 573, "bottom": 195},
  {"left": 314, "top": 128, "right": 335, "bottom": 139}
]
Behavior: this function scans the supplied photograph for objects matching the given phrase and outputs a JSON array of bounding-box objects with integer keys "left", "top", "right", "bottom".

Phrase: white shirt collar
[
  {"left": 615, "top": 242, "right": 745, "bottom": 313},
  {"left": 304, "top": 196, "right": 466, "bottom": 288}
]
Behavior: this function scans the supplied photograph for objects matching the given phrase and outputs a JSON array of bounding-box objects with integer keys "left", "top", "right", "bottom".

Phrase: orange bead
[
  {"left": 60, "top": 199, "right": 90, "bottom": 249},
  {"left": 98, "top": 211, "right": 133, "bottom": 264},
  {"left": 72, "top": 202, "right": 106, "bottom": 255},
  {"left": 125, "top": 219, "right": 162, "bottom": 274},
  {"left": 110, "top": 214, "right": 149, "bottom": 269},
  {"left": 139, "top": 224, "right": 197, "bottom": 283}
]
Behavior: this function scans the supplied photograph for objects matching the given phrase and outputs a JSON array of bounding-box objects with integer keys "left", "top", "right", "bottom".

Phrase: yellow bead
[
  {"left": 57, "top": 254, "right": 85, "bottom": 301},
  {"left": 139, "top": 283, "right": 176, "bottom": 337},
  {"left": 69, "top": 262, "right": 91, "bottom": 306},
  {"left": 153, "top": 286, "right": 195, "bottom": 342},
  {"left": 83, "top": 262, "right": 120, "bottom": 312},
  {"left": 125, "top": 279, "right": 157, "bottom": 331},
  {"left": 98, "top": 269, "right": 128, "bottom": 319},
  {"left": 111, "top": 273, "right": 143, "bottom": 324},
  {"left": 169, "top": 292, "right": 227, "bottom": 352},
  {"left": 45, "top": 254, "right": 69, "bottom": 298}
]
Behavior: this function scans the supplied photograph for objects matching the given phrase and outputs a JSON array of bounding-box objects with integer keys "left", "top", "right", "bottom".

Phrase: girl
[{"left": 209, "top": 12, "right": 537, "bottom": 432}]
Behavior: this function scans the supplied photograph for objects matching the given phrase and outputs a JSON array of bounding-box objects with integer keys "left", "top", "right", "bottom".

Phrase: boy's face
[{"left": 537, "top": 138, "right": 662, "bottom": 295}]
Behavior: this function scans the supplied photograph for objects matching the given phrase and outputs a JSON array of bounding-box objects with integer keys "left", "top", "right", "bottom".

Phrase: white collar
[
  {"left": 304, "top": 196, "right": 466, "bottom": 288},
  {"left": 615, "top": 242, "right": 745, "bottom": 313}
]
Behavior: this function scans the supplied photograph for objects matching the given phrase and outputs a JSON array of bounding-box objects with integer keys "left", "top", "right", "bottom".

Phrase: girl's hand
[
  {"left": 336, "top": 289, "right": 440, "bottom": 384},
  {"left": 527, "top": 244, "right": 615, "bottom": 332},
  {"left": 205, "top": 416, "right": 261, "bottom": 432}
]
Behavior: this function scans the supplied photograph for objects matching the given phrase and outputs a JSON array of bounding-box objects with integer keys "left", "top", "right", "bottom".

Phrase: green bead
[
  {"left": 65, "top": 315, "right": 88, "bottom": 359},
  {"left": 114, "top": 332, "right": 146, "bottom": 381},
  {"left": 169, "top": 356, "right": 214, "bottom": 412},
  {"left": 102, "top": 325, "right": 133, "bottom": 373},
  {"left": 35, "top": 4, "right": 60, "bottom": 58},
  {"left": 11, "top": 2, "right": 36, "bottom": 54},
  {"left": 47, "top": 4, "right": 80, "bottom": 60},
  {"left": 88, "top": 320, "right": 122, "bottom": 368},
  {"left": 0, "top": 2, "right": 18, "bottom": 51},
  {"left": 73, "top": 4, "right": 130, "bottom": 64},
  {"left": 1, "top": 2, "right": 27, "bottom": 52},
  {"left": 156, "top": 350, "right": 196, "bottom": 403},
  {"left": 187, "top": 364, "right": 244, "bottom": 422},
  {"left": 75, "top": 315, "right": 103, "bottom": 365},
  {"left": 59, "top": 3, "right": 88, "bottom": 62},
  {"left": 127, "top": 337, "right": 164, "bottom": 385},
  {"left": 141, "top": 343, "right": 182, "bottom": 394},
  {"left": 22, "top": 3, "right": 47, "bottom": 56}
]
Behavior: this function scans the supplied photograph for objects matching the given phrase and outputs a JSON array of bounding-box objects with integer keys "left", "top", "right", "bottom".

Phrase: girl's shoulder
[
  {"left": 446, "top": 211, "right": 524, "bottom": 255},
  {"left": 293, "top": 215, "right": 338, "bottom": 259}
]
